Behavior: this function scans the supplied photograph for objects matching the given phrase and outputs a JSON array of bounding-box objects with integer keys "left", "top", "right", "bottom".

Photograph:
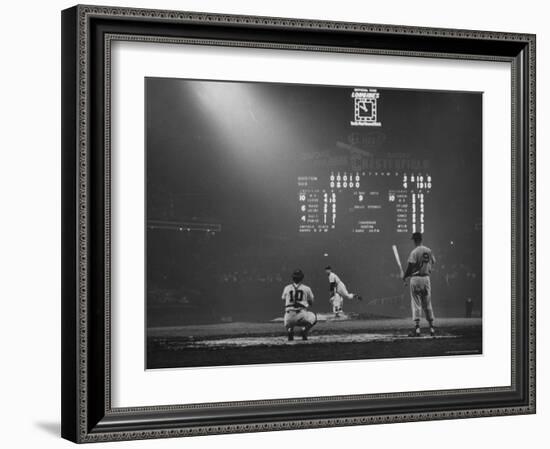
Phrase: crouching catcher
[{"left": 281, "top": 269, "right": 317, "bottom": 341}]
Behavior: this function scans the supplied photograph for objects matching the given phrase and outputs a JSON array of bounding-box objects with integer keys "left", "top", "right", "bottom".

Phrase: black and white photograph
[
  {"left": 145, "top": 78, "right": 483, "bottom": 369},
  {"left": 54, "top": 2, "right": 537, "bottom": 445}
]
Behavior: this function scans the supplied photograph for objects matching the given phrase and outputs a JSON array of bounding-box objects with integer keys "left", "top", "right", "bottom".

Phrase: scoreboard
[{"left": 297, "top": 170, "right": 433, "bottom": 235}]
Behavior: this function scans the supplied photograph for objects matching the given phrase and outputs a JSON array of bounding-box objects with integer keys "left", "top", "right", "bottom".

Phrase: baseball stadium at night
[{"left": 145, "top": 78, "right": 482, "bottom": 369}]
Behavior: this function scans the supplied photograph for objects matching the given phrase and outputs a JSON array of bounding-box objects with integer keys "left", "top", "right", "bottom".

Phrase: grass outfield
[{"left": 147, "top": 317, "right": 482, "bottom": 369}]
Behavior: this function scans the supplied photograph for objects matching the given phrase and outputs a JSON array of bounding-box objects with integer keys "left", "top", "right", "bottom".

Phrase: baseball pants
[
  {"left": 409, "top": 276, "right": 435, "bottom": 321},
  {"left": 331, "top": 294, "right": 343, "bottom": 313},
  {"left": 284, "top": 309, "right": 317, "bottom": 329}
]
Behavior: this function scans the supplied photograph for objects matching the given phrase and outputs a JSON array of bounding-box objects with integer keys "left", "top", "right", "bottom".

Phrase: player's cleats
[
  {"left": 408, "top": 327, "right": 421, "bottom": 337},
  {"left": 430, "top": 327, "right": 436, "bottom": 337},
  {"left": 302, "top": 333, "right": 308, "bottom": 341},
  {"left": 287, "top": 329, "right": 294, "bottom": 341}
]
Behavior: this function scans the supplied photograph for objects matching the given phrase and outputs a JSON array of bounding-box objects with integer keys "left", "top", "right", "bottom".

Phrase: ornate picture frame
[{"left": 61, "top": 4, "right": 535, "bottom": 443}]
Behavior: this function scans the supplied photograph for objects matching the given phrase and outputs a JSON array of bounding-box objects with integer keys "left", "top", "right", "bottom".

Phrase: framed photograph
[{"left": 61, "top": 5, "right": 536, "bottom": 443}]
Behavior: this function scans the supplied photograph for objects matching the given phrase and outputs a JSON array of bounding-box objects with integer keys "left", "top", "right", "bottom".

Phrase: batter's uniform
[
  {"left": 407, "top": 245, "right": 436, "bottom": 321},
  {"left": 328, "top": 272, "right": 355, "bottom": 300},
  {"left": 281, "top": 283, "right": 317, "bottom": 330}
]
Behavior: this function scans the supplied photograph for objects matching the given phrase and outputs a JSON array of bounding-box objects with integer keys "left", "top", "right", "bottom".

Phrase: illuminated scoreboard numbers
[
  {"left": 410, "top": 193, "right": 426, "bottom": 233},
  {"left": 321, "top": 190, "right": 336, "bottom": 228},
  {"left": 297, "top": 171, "right": 431, "bottom": 235},
  {"left": 329, "top": 171, "right": 361, "bottom": 191},
  {"left": 323, "top": 191, "right": 328, "bottom": 224},
  {"left": 411, "top": 192, "right": 417, "bottom": 232},
  {"left": 407, "top": 172, "right": 432, "bottom": 191},
  {"left": 330, "top": 191, "right": 337, "bottom": 227},
  {"left": 405, "top": 173, "right": 432, "bottom": 233},
  {"left": 419, "top": 192, "right": 425, "bottom": 233}
]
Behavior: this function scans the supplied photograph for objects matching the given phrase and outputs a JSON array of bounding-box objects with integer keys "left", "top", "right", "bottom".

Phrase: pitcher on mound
[{"left": 325, "top": 265, "right": 362, "bottom": 317}]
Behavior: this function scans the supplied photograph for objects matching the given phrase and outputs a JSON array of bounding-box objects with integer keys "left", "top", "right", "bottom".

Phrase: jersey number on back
[
  {"left": 289, "top": 289, "right": 304, "bottom": 304},
  {"left": 421, "top": 252, "right": 430, "bottom": 265}
]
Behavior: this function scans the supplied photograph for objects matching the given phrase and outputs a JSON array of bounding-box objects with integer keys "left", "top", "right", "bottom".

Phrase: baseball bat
[{"left": 392, "top": 244, "right": 404, "bottom": 278}]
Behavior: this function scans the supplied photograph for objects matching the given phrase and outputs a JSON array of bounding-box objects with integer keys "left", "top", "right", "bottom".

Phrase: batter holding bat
[{"left": 396, "top": 232, "right": 437, "bottom": 337}]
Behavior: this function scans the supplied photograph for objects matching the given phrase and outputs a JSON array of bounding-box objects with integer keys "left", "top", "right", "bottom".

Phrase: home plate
[{"left": 190, "top": 333, "right": 459, "bottom": 348}]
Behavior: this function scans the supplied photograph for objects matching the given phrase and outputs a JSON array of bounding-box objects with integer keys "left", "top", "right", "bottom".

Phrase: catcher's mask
[{"left": 292, "top": 269, "right": 304, "bottom": 284}]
